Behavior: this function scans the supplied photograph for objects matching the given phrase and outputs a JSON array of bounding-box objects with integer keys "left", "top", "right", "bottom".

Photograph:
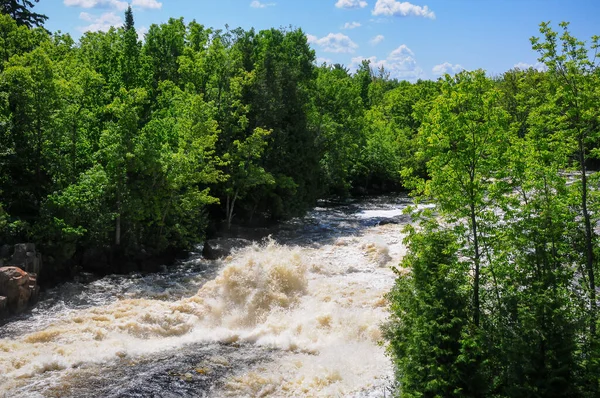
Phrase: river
[{"left": 0, "top": 195, "right": 412, "bottom": 397}]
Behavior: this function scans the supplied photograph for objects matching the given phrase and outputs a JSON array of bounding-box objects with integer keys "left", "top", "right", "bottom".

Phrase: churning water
[{"left": 0, "top": 196, "right": 412, "bottom": 397}]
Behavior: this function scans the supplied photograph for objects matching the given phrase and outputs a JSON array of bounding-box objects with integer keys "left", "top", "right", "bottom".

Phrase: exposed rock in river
[
  {"left": 0, "top": 243, "right": 42, "bottom": 318},
  {"left": 0, "top": 266, "right": 39, "bottom": 315}
]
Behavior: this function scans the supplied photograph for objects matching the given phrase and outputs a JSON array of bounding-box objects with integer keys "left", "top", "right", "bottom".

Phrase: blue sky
[{"left": 34, "top": 0, "right": 599, "bottom": 81}]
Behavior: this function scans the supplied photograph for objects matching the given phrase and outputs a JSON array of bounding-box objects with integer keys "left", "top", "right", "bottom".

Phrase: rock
[
  {"left": 0, "top": 296, "right": 7, "bottom": 317},
  {"left": 7, "top": 243, "right": 42, "bottom": 275},
  {"left": 0, "top": 244, "right": 10, "bottom": 259},
  {"left": 202, "top": 238, "right": 251, "bottom": 260},
  {"left": 0, "top": 266, "right": 39, "bottom": 315}
]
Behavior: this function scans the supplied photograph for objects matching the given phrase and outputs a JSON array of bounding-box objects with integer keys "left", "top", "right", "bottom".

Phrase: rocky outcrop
[
  {"left": 7, "top": 243, "right": 42, "bottom": 275},
  {"left": 0, "top": 243, "right": 42, "bottom": 318},
  {"left": 0, "top": 266, "right": 39, "bottom": 315}
]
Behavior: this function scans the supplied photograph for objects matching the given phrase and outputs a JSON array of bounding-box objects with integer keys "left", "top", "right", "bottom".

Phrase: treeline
[
  {"left": 385, "top": 23, "right": 600, "bottom": 397},
  {"left": 0, "top": 8, "right": 432, "bottom": 276}
]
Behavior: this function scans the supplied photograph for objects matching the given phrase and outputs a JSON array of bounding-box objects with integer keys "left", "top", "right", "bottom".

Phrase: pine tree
[{"left": 0, "top": 0, "right": 47, "bottom": 28}]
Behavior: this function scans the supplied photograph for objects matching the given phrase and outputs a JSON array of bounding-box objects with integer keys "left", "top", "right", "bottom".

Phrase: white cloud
[
  {"left": 335, "top": 0, "right": 368, "bottom": 9},
  {"left": 307, "top": 33, "right": 359, "bottom": 53},
  {"left": 351, "top": 44, "right": 424, "bottom": 81},
  {"left": 65, "top": 0, "right": 128, "bottom": 11},
  {"left": 432, "top": 62, "right": 464, "bottom": 76},
  {"left": 342, "top": 21, "right": 362, "bottom": 29},
  {"left": 250, "top": 1, "right": 276, "bottom": 8},
  {"left": 65, "top": 0, "right": 162, "bottom": 10},
  {"left": 370, "top": 34, "right": 385, "bottom": 45},
  {"left": 131, "top": 0, "right": 162, "bottom": 9},
  {"left": 78, "top": 11, "right": 122, "bottom": 32},
  {"left": 316, "top": 57, "right": 334, "bottom": 65},
  {"left": 137, "top": 26, "right": 148, "bottom": 40},
  {"left": 514, "top": 62, "right": 547, "bottom": 72},
  {"left": 372, "top": 0, "right": 435, "bottom": 19}
]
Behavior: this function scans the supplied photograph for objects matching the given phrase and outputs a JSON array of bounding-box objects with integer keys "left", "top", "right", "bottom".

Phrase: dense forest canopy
[
  {"left": 1, "top": 4, "right": 599, "bottom": 396},
  {"left": 0, "top": 7, "right": 433, "bottom": 274}
]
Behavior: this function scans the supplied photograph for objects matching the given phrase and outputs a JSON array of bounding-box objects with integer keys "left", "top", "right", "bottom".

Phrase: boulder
[
  {"left": 0, "top": 266, "right": 39, "bottom": 315},
  {"left": 7, "top": 243, "right": 42, "bottom": 275},
  {"left": 0, "top": 244, "right": 11, "bottom": 259},
  {"left": 0, "top": 296, "right": 7, "bottom": 317}
]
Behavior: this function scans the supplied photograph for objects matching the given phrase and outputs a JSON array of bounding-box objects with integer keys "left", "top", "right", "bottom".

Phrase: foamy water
[{"left": 0, "top": 197, "right": 409, "bottom": 397}]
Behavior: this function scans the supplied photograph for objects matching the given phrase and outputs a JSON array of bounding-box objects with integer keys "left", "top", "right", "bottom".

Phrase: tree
[
  {"left": 311, "top": 64, "right": 364, "bottom": 195},
  {"left": 530, "top": 22, "right": 600, "bottom": 395},
  {"left": 120, "top": 6, "right": 141, "bottom": 89},
  {"left": 416, "top": 70, "right": 510, "bottom": 327},
  {"left": 0, "top": 0, "right": 47, "bottom": 28},
  {"left": 1, "top": 44, "right": 58, "bottom": 221},
  {"left": 222, "top": 127, "right": 274, "bottom": 228},
  {"left": 385, "top": 221, "right": 480, "bottom": 397},
  {"left": 131, "top": 81, "right": 222, "bottom": 250}
]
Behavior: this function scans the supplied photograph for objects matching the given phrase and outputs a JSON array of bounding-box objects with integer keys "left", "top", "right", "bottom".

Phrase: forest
[{"left": 1, "top": 2, "right": 599, "bottom": 397}]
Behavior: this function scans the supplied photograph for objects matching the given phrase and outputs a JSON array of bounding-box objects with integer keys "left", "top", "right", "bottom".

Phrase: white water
[{"left": 0, "top": 197, "right": 410, "bottom": 397}]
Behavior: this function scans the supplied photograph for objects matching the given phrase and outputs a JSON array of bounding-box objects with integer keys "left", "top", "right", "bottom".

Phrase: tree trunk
[
  {"left": 226, "top": 190, "right": 238, "bottom": 229},
  {"left": 578, "top": 139, "right": 596, "bottom": 336},
  {"left": 115, "top": 214, "right": 121, "bottom": 246},
  {"left": 471, "top": 201, "right": 481, "bottom": 327}
]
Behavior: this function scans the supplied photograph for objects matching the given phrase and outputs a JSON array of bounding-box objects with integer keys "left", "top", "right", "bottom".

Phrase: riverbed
[{"left": 0, "top": 196, "right": 411, "bottom": 397}]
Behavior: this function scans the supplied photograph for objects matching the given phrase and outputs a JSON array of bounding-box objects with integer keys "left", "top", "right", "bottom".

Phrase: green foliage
[
  {"left": 4, "top": 15, "right": 599, "bottom": 397},
  {"left": 385, "top": 223, "right": 479, "bottom": 397},
  {"left": 387, "top": 23, "right": 600, "bottom": 398},
  {"left": 0, "top": 0, "right": 47, "bottom": 28}
]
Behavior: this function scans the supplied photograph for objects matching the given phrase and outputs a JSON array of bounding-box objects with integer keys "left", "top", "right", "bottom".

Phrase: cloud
[
  {"left": 432, "top": 62, "right": 464, "bottom": 76},
  {"left": 335, "top": 0, "right": 368, "bottom": 9},
  {"left": 342, "top": 21, "right": 362, "bottom": 29},
  {"left": 65, "top": 0, "right": 162, "bottom": 10},
  {"left": 351, "top": 44, "right": 424, "bottom": 81},
  {"left": 137, "top": 26, "right": 148, "bottom": 40},
  {"left": 513, "top": 62, "right": 547, "bottom": 72},
  {"left": 372, "top": 0, "right": 435, "bottom": 19},
  {"left": 78, "top": 11, "right": 122, "bottom": 32},
  {"left": 65, "top": 0, "right": 128, "bottom": 11},
  {"left": 370, "top": 34, "right": 384, "bottom": 45},
  {"left": 250, "top": 0, "right": 276, "bottom": 8},
  {"left": 316, "top": 57, "right": 334, "bottom": 65},
  {"left": 131, "top": 0, "right": 162, "bottom": 9},
  {"left": 307, "top": 33, "right": 359, "bottom": 53}
]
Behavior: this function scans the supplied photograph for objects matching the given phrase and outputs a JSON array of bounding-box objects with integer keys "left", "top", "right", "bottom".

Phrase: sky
[{"left": 33, "top": 0, "right": 600, "bottom": 81}]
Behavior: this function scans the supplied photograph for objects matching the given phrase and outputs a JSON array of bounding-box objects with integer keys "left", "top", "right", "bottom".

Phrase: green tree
[
  {"left": 385, "top": 221, "right": 477, "bottom": 397},
  {"left": 416, "top": 70, "right": 510, "bottom": 327},
  {"left": 131, "top": 81, "right": 221, "bottom": 250},
  {"left": 531, "top": 21, "right": 600, "bottom": 340},
  {"left": 530, "top": 22, "right": 600, "bottom": 395},
  {"left": 311, "top": 64, "right": 364, "bottom": 194},
  {"left": 0, "top": 44, "right": 58, "bottom": 221},
  {"left": 120, "top": 6, "right": 141, "bottom": 90},
  {"left": 222, "top": 127, "right": 274, "bottom": 228}
]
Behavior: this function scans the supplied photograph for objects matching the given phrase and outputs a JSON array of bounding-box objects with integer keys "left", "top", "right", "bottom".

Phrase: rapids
[{"left": 0, "top": 196, "right": 412, "bottom": 397}]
